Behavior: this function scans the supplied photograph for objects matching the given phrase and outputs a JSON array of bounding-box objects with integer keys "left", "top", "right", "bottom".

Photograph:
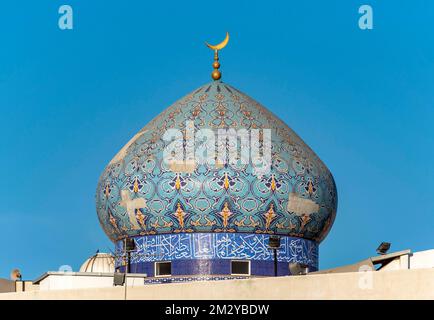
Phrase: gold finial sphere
[
  {"left": 213, "top": 61, "right": 220, "bottom": 69},
  {"left": 211, "top": 70, "right": 221, "bottom": 80}
]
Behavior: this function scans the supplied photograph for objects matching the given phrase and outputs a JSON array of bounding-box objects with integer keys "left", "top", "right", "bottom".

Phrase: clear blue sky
[{"left": 0, "top": 0, "right": 433, "bottom": 279}]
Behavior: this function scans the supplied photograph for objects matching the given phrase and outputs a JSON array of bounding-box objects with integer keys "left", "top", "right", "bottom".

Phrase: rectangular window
[
  {"left": 231, "top": 260, "right": 250, "bottom": 275},
  {"left": 155, "top": 261, "right": 171, "bottom": 277}
]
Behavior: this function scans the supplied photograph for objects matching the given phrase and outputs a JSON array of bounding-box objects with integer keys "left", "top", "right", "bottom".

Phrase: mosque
[
  {"left": 1, "top": 34, "right": 433, "bottom": 299},
  {"left": 96, "top": 32, "right": 337, "bottom": 282}
]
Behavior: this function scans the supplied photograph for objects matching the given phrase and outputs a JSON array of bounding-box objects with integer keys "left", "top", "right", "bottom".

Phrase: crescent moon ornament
[
  {"left": 205, "top": 32, "right": 230, "bottom": 81},
  {"left": 205, "top": 32, "right": 230, "bottom": 51}
]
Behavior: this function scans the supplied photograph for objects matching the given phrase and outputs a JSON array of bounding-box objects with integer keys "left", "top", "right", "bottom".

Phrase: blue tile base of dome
[
  {"left": 115, "top": 232, "right": 318, "bottom": 280},
  {"left": 143, "top": 275, "right": 249, "bottom": 285}
]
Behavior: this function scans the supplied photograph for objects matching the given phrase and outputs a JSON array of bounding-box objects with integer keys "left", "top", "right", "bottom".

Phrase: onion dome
[
  {"left": 95, "top": 79, "right": 337, "bottom": 243},
  {"left": 79, "top": 252, "right": 115, "bottom": 273}
]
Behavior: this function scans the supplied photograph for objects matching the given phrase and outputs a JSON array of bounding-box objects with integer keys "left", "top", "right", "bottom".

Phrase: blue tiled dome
[{"left": 96, "top": 81, "right": 337, "bottom": 245}]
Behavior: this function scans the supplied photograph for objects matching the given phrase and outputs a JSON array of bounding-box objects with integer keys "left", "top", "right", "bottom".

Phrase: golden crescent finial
[
  {"left": 205, "top": 32, "right": 230, "bottom": 81},
  {"left": 205, "top": 32, "right": 230, "bottom": 51}
]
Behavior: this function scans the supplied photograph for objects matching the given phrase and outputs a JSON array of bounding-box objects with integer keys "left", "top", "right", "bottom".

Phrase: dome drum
[{"left": 114, "top": 233, "right": 318, "bottom": 281}]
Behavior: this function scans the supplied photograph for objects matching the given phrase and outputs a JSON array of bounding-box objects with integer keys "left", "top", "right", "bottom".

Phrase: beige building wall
[
  {"left": 1, "top": 268, "right": 433, "bottom": 300},
  {"left": 410, "top": 249, "right": 434, "bottom": 269},
  {"left": 37, "top": 274, "right": 147, "bottom": 291}
]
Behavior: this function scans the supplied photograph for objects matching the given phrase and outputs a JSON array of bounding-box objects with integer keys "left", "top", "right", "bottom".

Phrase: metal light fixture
[
  {"left": 376, "top": 242, "right": 391, "bottom": 255},
  {"left": 113, "top": 272, "right": 125, "bottom": 286},
  {"left": 125, "top": 238, "right": 136, "bottom": 252},
  {"left": 268, "top": 236, "right": 281, "bottom": 277},
  {"left": 268, "top": 236, "right": 281, "bottom": 249},
  {"left": 123, "top": 238, "right": 136, "bottom": 274},
  {"left": 117, "top": 237, "right": 137, "bottom": 300}
]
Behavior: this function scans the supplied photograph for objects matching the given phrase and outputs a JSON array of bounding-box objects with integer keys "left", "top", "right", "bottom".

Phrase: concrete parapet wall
[{"left": 1, "top": 268, "right": 433, "bottom": 300}]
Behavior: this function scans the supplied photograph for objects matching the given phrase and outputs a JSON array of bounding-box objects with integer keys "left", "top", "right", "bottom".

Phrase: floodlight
[
  {"left": 113, "top": 272, "right": 125, "bottom": 286},
  {"left": 124, "top": 238, "right": 136, "bottom": 252},
  {"left": 376, "top": 242, "right": 391, "bottom": 255},
  {"left": 268, "top": 236, "right": 281, "bottom": 249}
]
